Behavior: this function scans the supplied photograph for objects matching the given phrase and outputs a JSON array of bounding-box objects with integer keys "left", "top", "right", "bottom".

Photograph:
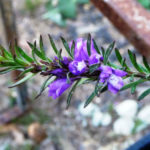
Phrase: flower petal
[
  {"left": 48, "top": 78, "right": 72, "bottom": 99},
  {"left": 69, "top": 60, "right": 87, "bottom": 75},
  {"left": 108, "top": 74, "right": 124, "bottom": 94},
  {"left": 113, "top": 69, "right": 127, "bottom": 77}
]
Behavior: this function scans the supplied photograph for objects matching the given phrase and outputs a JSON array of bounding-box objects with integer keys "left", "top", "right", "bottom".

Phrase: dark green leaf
[
  {"left": 15, "top": 46, "right": 33, "bottom": 63},
  {"left": 128, "top": 50, "right": 143, "bottom": 73},
  {"left": 87, "top": 34, "right": 91, "bottom": 56},
  {"left": 71, "top": 40, "right": 75, "bottom": 58},
  {"left": 16, "top": 67, "right": 34, "bottom": 79},
  {"left": 131, "top": 85, "right": 136, "bottom": 94},
  {"left": 28, "top": 42, "right": 46, "bottom": 60},
  {"left": 121, "top": 79, "right": 147, "bottom": 91},
  {"left": 0, "top": 45, "right": 12, "bottom": 59},
  {"left": 93, "top": 39, "right": 101, "bottom": 54},
  {"left": 101, "top": 47, "right": 105, "bottom": 57},
  {"left": 138, "top": 88, "right": 150, "bottom": 100},
  {"left": 115, "top": 48, "right": 130, "bottom": 70},
  {"left": 143, "top": 56, "right": 150, "bottom": 72},
  {"left": 104, "top": 41, "right": 115, "bottom": 65},
  {"left": 48, "top": 34, "right": 58, "bottom": 55},
  {"left": 60, "top": 36, "right": 72, "bottom": 58},
  {"left": 35, "top": 76, "right": 55, "bottom": 99},
  {"left": 84, "top": 91, "right": 96, "bottom": 108},
  {"left": 66, "top": 80, "right": 80, "bottom": 109},
  {"left": 9, "top": 73, "right": 35, "bottom": 88}
]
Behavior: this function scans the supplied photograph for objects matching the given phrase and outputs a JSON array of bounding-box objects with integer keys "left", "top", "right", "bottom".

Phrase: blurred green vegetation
[
  {"left": 25, "top": 0, "right": 41, "bottom": 11},
  {"left": 138, "top": 0, "right": 150, "bottom": 10},
  {"left": 43, "top": 0, "right": 89, "bottom": 26},
  {"left": 13, "top": 109, "right": 51, "bottom": 125}
]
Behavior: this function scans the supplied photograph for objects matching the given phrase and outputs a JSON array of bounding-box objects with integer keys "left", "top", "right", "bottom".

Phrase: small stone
[
  {"left": 137, "top": 105, "right": 150, "bottom": 124},
  {"left": 115, "top": 99, "right": 138, "bottom": 118},
  {"left": 92, "top": 111, "right": 112, "bottom": 127},
  {"left": 78, "top": 102, "right": 99, "bottom": 117},
  {"left": 113, "top": 117, "right": 134, "bottom": 136}
]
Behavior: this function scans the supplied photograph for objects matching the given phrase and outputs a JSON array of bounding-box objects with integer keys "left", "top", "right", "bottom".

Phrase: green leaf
[
  {"left": 16, "top": 67, "right": 34, "bottom": 79},
  {"left": 58, "top": 0, "right": 76, "bottom": 18},
  {"left": 101, "top": 47, "right": 105, "bottom": 57},
  {"left": 31, "top": 42, "right": 39, "bottom": 64},
  {"left": 121, "top": 79, "right": 147, "bottom": 91},
  {"left": 35, "top": 76, "right": 56, "bottom": 99},
  {"left": 48, "top": 34, "right": 58, "bottom": 55},
  {"left": 43, "top": 8, "right": 66, "bottom": 27},
  {"left": 138, "top": 88, "right": 150, "bottom": 100},
  {"left": 9, "top": 73, "right": 35, "bottom": 88},
  {"left": 61, "top": 36, "right": 72, "bottom": 58},
  {"left": 143, "top": 56, "right": 150, "bottom": 72},
  {"left": 39, "top": 35, "right": 46, "bottom": 58},
  {"left": 84, "top": 91, "right": 96, "bottom": 108},
  {"left": 0, "top": 67, "right": 22, "bottom": 74},
  {"left": 104, "top": 41, "right": 115, "bottom": 65},
  {"left": 115, "top": 48, "right": 130, "bottom": 70},
  {"left": 128, "top": 50, "right": 143, "bottom": 73},
  {"left": 15, "top": 46, "right": 33, "bottom": 63},
  {"left": 87, "top": 34, "right": 91, "bottom": 56},
  {"left": 13, "top": 56, "right": 27, "bottom": 66},
  {"left": 131, "top": 85, "right": 136, "bottom": 94},
  {"left": 71, "top": 40, "right": 75, "bottom": 58},
  {"left": 89, "top": 64, "right": 100, "bottom": 74},
  {"left": 0, "top": 45, "right": 12, "bottom": 59},
  {"left": 66, "top": 80, "right": 80, "bottom": 109},
  {"left": 28, "top": 42, "right": 46, "bottom": 60},
  {"left": 93, "top": 39, "right": 101, "bottom": 55}
]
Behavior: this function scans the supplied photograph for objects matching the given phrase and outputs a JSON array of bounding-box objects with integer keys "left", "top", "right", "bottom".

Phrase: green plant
[
  {"left": 43, "top": 0, "right": 89, "bottom": 26},
  {"left": 138, "top": 0, "right": 150, "bottom": 10}
]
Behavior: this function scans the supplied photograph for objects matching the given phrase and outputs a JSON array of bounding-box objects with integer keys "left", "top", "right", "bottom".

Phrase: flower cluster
[{"left": 48, "top": 38, "right": 127, "bottom": 99}]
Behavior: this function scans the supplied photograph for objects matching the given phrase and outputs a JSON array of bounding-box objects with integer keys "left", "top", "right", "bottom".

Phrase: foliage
[
  {"left": 0, "top": 35, "right": 150, "bottom": 108},
  {"left": 43, "top": 0, "right": 89, "bottom": 26},
  {"left": 25, "top": 0, "right": 42, "bottom": 11},
  {"left": 138, "top": 0, "right": 150, "bottom": 10}
]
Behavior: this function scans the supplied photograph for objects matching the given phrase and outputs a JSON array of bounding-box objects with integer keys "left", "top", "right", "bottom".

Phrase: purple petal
[
  {"left": 69, "top": 38, "right": 98, "bottom": 61},
  {"left": 99, "top": 72, "right": 110, "bottom": 83},
  {"left": 99, "top": 65, "right": 112, "bottom": 74},
  {"left": 61, "top": 56, "right": 72, "bottom": 66},
  {"left": 88, "top": 53, "right": 103, "bottom": 65},
  {"left": 69, "top": 60, "right": 87, "bottom": 75},
  {"left": 50, "top": 68, "right": 66, "bottom": 78},
  {"left": 108, "top": 74, "right": 124, "bottom": 94},
  {"left": 112, "top": 69, "right": 127, "bottom": 77},
  {"left": 48, "top": 78, "right": 72, "bottom": 99}
]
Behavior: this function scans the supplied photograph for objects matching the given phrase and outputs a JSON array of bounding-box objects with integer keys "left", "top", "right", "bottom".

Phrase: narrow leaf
[
  {"left": 87, "top": 34, "right": 91, "bottom": 56},
  {"left": 143, "top": 56, "right": 150, "bottom": 72},
  {"left": 60, "top": 36, "right": 72, "bottom": 58},
  {"left": 138, "top": 88, "right": 150, "bottom": 100},
  {"left": 15, "top": 46, "right": 33, "bottom": 63},
  {"left": 104, "top": 41, "right": 115, "bottom": 64},
  {"left": 84, "top": 91, "right": 96, "bottom": 108},
  {"left": 121, "top": 79, "right": 147, "bottom": 91},
  {"left": 66, "top": 80, "right": 80, "bottom": 109},
  {"left": 48, "top": 34, "right": 58, "bottom": 55},
  {"left": 9, "top": 73, "right": 35, "bottom": 88},
  {"left": 128, "top": 50, "right": 143, "bottom": 73},
  {"left": 93, "top": 39, "right": 101, "bottom": 54}
]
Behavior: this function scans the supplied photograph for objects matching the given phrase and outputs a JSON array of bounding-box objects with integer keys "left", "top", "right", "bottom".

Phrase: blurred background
[{"left": 0, "top": 0, "right": 150, "bottom": 150}]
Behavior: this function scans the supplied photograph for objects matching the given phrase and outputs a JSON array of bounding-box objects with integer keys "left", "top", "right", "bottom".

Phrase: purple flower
[
  {"left": 99, "top": 65, "right": 127, "bottom": 94},
  {"left": 89, "top": 53, "right": 103, "bottom": 65},
  {"left": 48, "top": 78, "right": 73, "bottom": 99},
  {"left": 69, "top": 38, "right": 97, "bottom": 61},
  {"left": 69, "top": 60, "right": 87, "bottom": 75},
  {"left": 50, "top": 68, "right": 67, "bottom": 78}
]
